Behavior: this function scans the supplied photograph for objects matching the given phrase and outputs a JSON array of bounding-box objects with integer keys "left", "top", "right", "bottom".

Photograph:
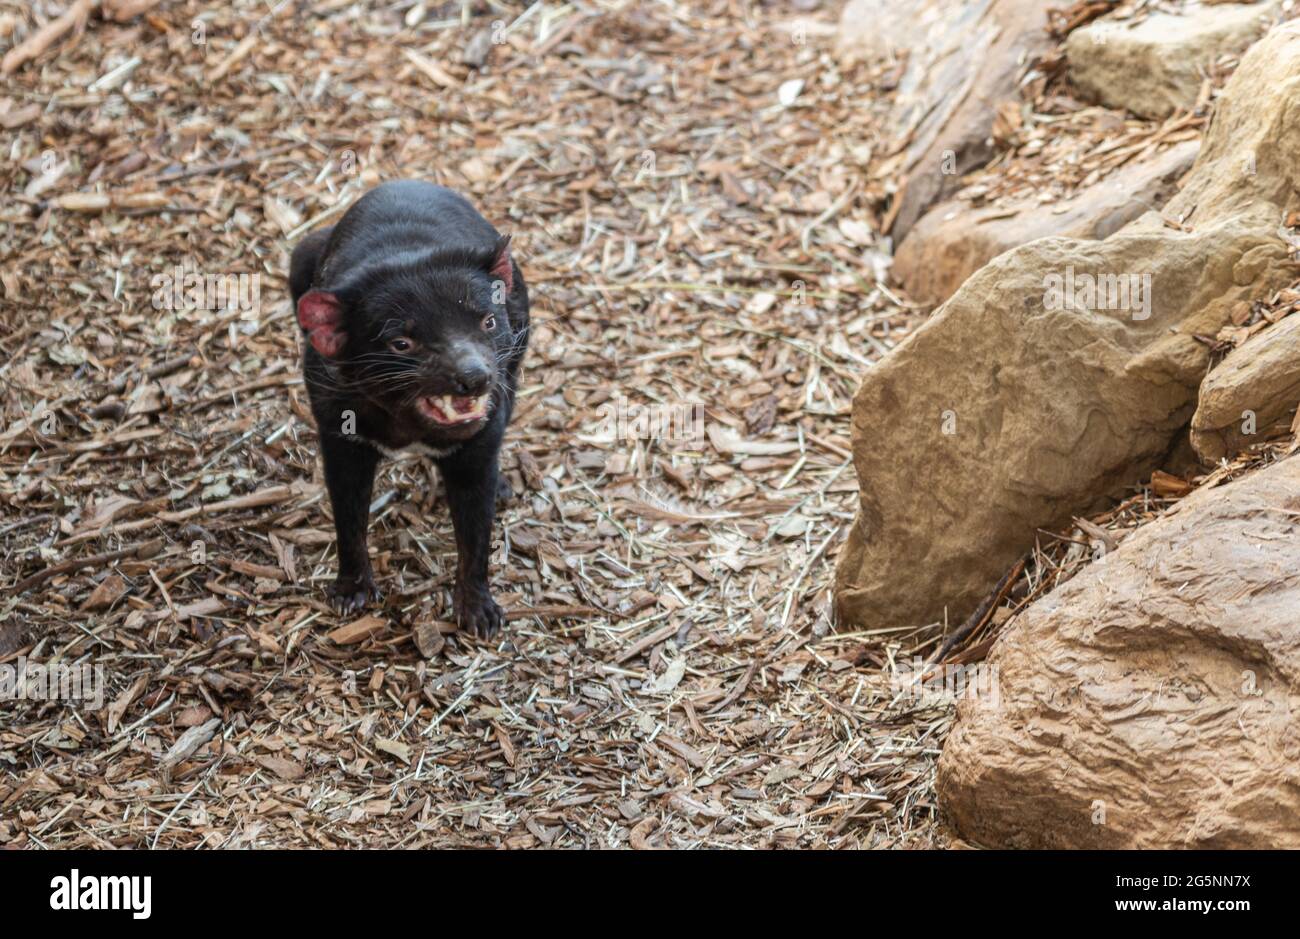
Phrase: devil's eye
[
  {"left": 482, "top": 315, "right": 496, "bottom": 332},
  {"left": 389, "top": 337, "right": 414, "bottom": 353}
]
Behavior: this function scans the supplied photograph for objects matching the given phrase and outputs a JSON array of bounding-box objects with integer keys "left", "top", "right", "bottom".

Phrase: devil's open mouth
[{"left": 415, "top": 393, "right": 490, "bottom": 425}]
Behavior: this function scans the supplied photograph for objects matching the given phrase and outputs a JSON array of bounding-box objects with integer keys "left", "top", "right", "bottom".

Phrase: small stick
[
  {"left": 208, "top": 33, "right": 257, "bottom": 83},
  {"left": 11, "top": 538, "right": 163, "bottom": 594},
  {"left": 930, "top": 556, "right": 1026, "bottom": 666},
  {"left": 505, "top": 603, "right": 605, "bottom": 622},
  {"left": 150, "top": 775, "right": 207, "bottom": 850},
  {"left": 708, "top": 662, "right": 756, "bottom": 715},
  {"left": 1, "top": 0, "right": 95, "bottom": 75},
  {"left": 781, "top": 525, "right": 840, "bottom": 627},
  {"left": 613, "top": 620, "right": 680, "bottom": 664},
  {"left": 285, "top": 195, "right": 358, "bottom": 242}
]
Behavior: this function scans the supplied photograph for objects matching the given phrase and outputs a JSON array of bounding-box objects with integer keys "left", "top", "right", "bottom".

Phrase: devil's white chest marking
[{"left": 352, "top": 435, "right": 460, "bottom": 460}]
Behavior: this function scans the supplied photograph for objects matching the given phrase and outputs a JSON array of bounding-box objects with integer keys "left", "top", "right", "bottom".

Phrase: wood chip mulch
[{"left": 0, "top": 0, "right": 958, "bottom": 848}]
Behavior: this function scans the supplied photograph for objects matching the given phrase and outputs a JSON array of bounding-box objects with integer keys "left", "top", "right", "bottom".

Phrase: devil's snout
[{"left": 452, "top": 357, "right": 492, "bottom": 396}]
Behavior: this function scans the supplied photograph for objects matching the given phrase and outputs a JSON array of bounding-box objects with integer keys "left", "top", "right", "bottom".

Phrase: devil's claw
[
  {"left": 328, "top": 575, "right": 380, "bottom": 615},
  {"left": 454, "top": 585, "right": 503, "bottom": 638}
]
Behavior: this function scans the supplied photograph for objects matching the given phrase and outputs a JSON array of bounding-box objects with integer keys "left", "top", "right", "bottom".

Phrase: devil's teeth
[{"left": 418, "top": 393, "right": 487, "bottom": 423}]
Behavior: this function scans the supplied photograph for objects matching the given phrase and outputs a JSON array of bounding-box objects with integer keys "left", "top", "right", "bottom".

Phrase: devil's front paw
[
  {"left": 454, "top": 583, "right": 503, "bottom": 638},
  {"left": 327, "top": 574, "right": 380, "bottom": 616}
]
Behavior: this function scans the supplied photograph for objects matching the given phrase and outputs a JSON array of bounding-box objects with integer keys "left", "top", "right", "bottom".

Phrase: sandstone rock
[
  {"left": 1066, "top": 1, "right": 1280, "bottom": 119},
  {"left": 1191, "top": 313, "right": 1300, "bottom": 463},
  {"left": 838, "top": 0, "right": 1055, "bottom": 241},
  {"left": 836, "top": 223, "right": 1288, "bottom": 630},
  {"left": 1169, "top": 27, "right": 1300, "bottom": 230},
  {"left": 835, "top": 25, "right": 1300, "bottom": 631},
  {"left": 936, "top": 454, "right": 1300, "bottom": 848},
  {"left": 894, "top": 141, "right": 1198, "bottom": 307}
]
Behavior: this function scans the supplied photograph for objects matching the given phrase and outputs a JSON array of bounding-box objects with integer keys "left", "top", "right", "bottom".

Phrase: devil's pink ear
[
  {"left": 297, "top": 290, "right": 347, "bottom": 357},
  {"left": 297, "top": 290, "right": 340, "bottom": 330},
  {"left": 488, "top": 235, "right": 513, "bottom": 296}
]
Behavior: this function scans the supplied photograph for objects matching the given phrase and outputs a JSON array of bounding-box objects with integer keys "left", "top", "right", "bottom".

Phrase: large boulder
[
  {"left": 838, "top": 0, "right": 1056, "bottom": 241},
  {"left": 1066, "top": 1, "right": 1281, "bottom": 119},
  {"left": 936, "top": 454, "right": 1300, "bottom": 848},
  {"left": 835, "top": 24, "right": 1300, "bottom": 631},
  {"left": 836, "top": 223, "right": 1287, "bottom": 629},
  {"left": 1191, "top": 313, "right": 1300, "bottom": 463},
  {"left": 894, "top": 141, "right": 1199, "bottom": 306}
]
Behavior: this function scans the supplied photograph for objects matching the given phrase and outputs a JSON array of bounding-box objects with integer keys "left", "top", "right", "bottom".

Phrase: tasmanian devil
[{"left": 288, "top": 180, "right": 529, "bottom": 637}]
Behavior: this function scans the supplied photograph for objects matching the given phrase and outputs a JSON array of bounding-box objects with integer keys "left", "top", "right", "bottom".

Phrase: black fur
[{"left": 288, "top": 180, "right": 530, "bottom": 636}]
